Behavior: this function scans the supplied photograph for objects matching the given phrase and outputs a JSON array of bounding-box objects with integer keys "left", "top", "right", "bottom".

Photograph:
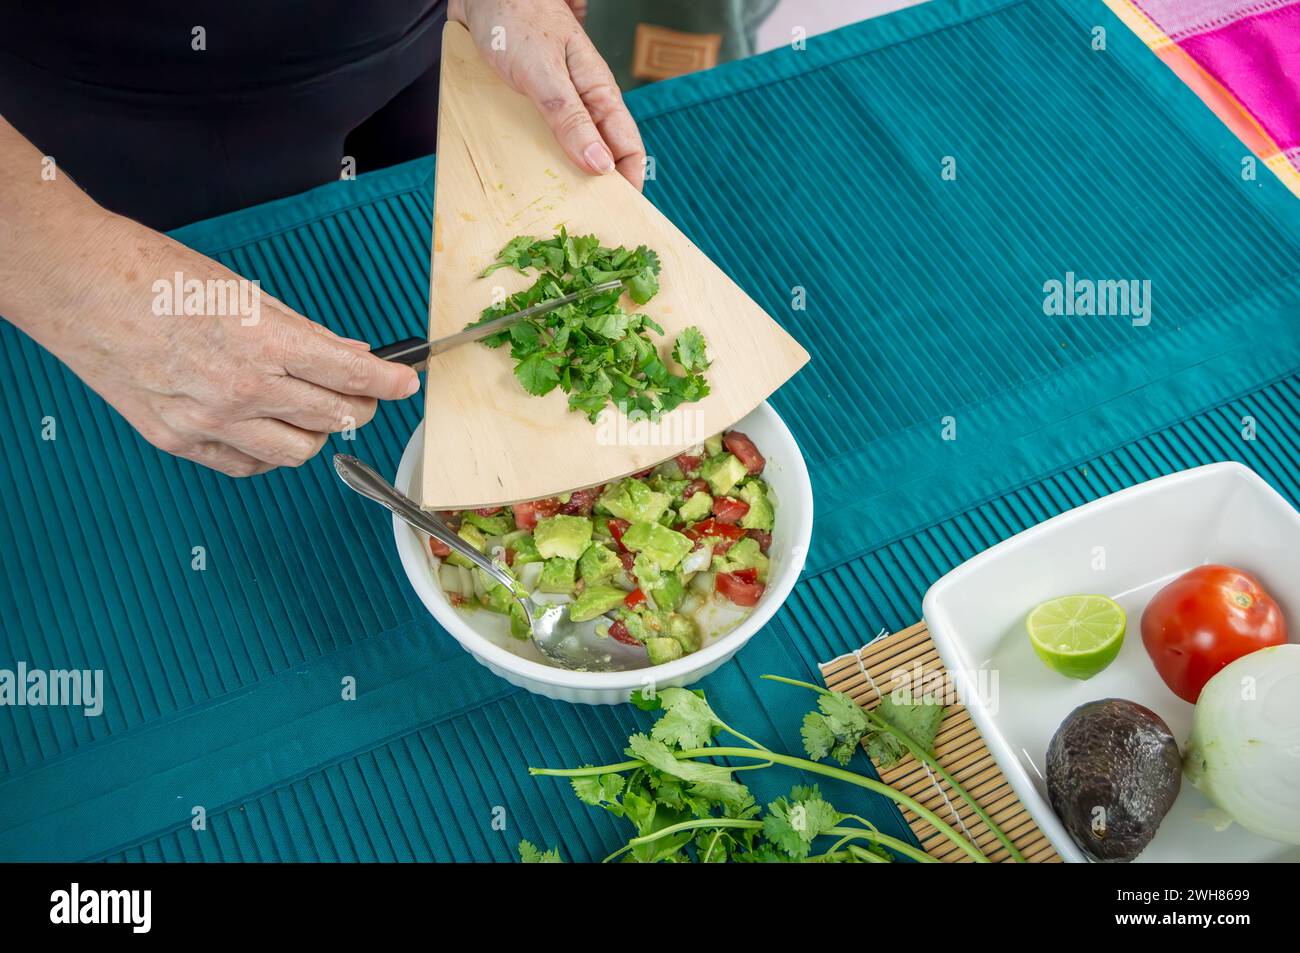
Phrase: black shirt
[{"left": 0, "top": 2, "right": 448, "bottom": 229}]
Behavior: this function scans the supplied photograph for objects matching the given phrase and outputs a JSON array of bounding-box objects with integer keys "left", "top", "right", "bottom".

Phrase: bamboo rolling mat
[{"left": 820, "top": 622, "right": 1061, "bottom": 863}]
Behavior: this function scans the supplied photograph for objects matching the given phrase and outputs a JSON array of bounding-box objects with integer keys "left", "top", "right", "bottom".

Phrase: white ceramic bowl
[
  {"left": 923, "top": 462, "right": 1300, "bottom": 863},
  {"left": 393, "top": 401, "right": 813, "bottom": 705}
]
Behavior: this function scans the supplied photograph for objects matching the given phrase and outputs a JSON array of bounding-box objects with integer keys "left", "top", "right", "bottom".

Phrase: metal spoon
[{"left": 333, "top": 454, "right": 649, "bottom": 672}]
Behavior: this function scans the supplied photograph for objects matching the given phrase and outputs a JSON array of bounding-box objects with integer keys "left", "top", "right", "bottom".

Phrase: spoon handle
[{"left": 332, "top": 454, "right": 518, "bottom": 596}]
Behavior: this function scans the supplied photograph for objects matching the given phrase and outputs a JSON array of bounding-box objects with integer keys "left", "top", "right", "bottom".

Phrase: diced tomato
[
  {"left": 632, "top": 467, "right": 655, "bottom": 479},
  {"left": 511, "top": 498, "right": 561, "bottom": 530},
  {"left": 676, "top": 453, "right": 702, "bottom": 476},
  {"left": 618, "top": 551, "right": 637, "bottom": 572},
  {"left": 504, "top": 548, "right": 516, "bottom": 567},
  {"left": 723, "top": 431, "right": 765, "bottom": 475},
  {"left": 561, "top": 487, "right": 600, "bottom": 516},
  {"left": 683, "top": 479, "right": 709, "bottom": 498},
  {"left": 428, "top": 536, "right": 451, "bottom": 558},
  {"left": 716, "top": 570, "right": 765, "bottom": 606},
  {"left": 624, "top": 588, "right": 647, "bottom": 609},
  {"left": 474, "top": 506, "right": 502, "bottom": 516},
  {"left": 746, "top": 529, "right": 772, "bottom": 554},
  {"left": 608, "top": 619, "right": 640, "bottom": 646},
  {"left": 437, "top": 510, "right": 462, "bottom": 530},
  {"left": 448, "top": 592, "right": 467, "bottom": 607},
  {"left": 712, "top": 496, "right": 750, "bottom": 524},
  {"left": 607, "top": 518, "right": 631, "bottom": 551},
  {"left": 684, "top": 518, "right": 745, "bottom": 553}
]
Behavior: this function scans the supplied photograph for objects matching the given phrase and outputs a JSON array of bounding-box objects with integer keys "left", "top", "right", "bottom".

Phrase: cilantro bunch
[
  {"left": 523, "top": 679, "right": 1027, "bottom": 864},
  {"left": 470, "top": 230, "right": 711, "bottom": 422}
]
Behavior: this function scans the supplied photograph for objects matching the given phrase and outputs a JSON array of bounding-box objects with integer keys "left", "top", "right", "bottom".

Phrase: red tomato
[
  {"left": 746, "top": 529, "right": 772, "bottom": 554},
  {"left": 607, "top": 518, "right": 631, "bottom": 552},
  {"left": 716, "top": 571, "right": 765, "bottom": 607},
  {"left": 712, "top": 496, "right": 750, "bottom": 524},
  {"left": 474, "top": 507, "right": 502, "bottom": 516},
  {"left": 608, "top": 619, "right": 640, "bottom": 646},
  {"left": 618, "top": 551, "right": 636, "bottom": 572},
  {"left": 683, "top": 479, "right": 709, "bottom": 498},
  {"left": 684, "top": 519, "right": 745, "bottom": 554},
  {"left": 632, "top": 467, "right": 654, "bottom": 479},
  {"left": 448, "top": 592, "right": 467, "bottom": 607},
  {"left": 723, "top": 431, "right": 765, "bottom": 475},
  {"left": 560, "top": 487, "right": 600, "bottom": 516},
  {"left": 1141, "top": 564, "right": 1287, "bottom": 703},
  {"left": 624, "top": 588, "right": 647, "bottom": 609},
  {"left": 511, "top": 498, "right": 561, "bottom": 530},
  {"left": 428, "top": 536, "right": 451, "bottom": 558},
  {"left": 676, "top": 454, "right": 702, "bottom": 476}
]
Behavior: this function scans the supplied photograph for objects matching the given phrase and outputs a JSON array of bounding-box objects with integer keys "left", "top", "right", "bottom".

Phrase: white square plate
[{"left": 922, "top": 463, "right": 1300, "bottom": 863}]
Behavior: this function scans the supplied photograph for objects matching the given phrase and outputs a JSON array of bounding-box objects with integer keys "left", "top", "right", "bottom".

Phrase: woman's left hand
[{"left": 448, "top": 0, "right": 646, "bottom": 190}]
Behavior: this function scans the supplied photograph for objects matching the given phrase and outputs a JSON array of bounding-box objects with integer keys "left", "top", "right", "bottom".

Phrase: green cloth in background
[{"left": 585, "top": 0, "right": 780, "bottom": 90}]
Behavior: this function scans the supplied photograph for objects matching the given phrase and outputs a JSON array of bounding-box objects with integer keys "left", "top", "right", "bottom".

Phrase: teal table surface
[{"left": 2, "top": 0, "right": 1299, "bottom": 861}]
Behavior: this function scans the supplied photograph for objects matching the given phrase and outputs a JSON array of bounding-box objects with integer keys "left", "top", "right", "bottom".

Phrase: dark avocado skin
[{"left": 1046, "top": 698, "right": 1181, "bottom": 863}]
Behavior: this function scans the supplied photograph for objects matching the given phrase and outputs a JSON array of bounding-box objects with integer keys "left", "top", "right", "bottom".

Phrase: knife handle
[{"left": 373, "top": 337, "right": 429, "bottom": 372}]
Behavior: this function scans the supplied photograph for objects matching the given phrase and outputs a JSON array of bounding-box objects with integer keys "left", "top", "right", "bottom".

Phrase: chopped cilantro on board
[{"left": 468, "top": 229, "right": 711, "bottom": 422}]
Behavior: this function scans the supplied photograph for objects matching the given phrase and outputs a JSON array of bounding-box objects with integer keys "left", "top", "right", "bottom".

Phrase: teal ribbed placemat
[{"left": 3, "top": 0, "right": 1299, "bottom": 862}]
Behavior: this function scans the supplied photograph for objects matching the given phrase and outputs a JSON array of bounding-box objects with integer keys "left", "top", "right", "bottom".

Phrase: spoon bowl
[{"left": 333, "top": 454, "right": 647, "bottom": 672}]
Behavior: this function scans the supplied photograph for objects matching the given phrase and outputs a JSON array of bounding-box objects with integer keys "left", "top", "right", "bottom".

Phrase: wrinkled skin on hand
[{"left": 449, "top": 0, "right": 646, "bottom": 190}]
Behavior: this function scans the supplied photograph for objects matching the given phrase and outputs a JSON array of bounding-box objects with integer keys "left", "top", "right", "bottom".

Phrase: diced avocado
[
  {"left": 483, "top": 582, "right": 515, "bottom": 614},
  {"left": 665, "top": 614, "right": 702, "bottom": 654},
  {"left": 537, "top": 557, "right": 577, "bottom": 594},
  {"left": 645, "top": 637, "right": 684, "bottom": 665},
  {"left": 462, "top": 511, "right": 514, "bottom": 536},
  {"left": 534, "top": 515, "right": 593, "bottom": 560},
  {"left": 677, "top": 490, "right": 712, "bottom": 523},
  {"left": 446, "top": 523, "right": 488, "bottom": 568},
  {"left": 508, "top": 601, "right": 530, "bottom": 639},
  {"left": 621, "top": 521, "right": 692, "bottom": 571},
  {"left": 620, "top": 609, "right": 648, "bottom": 644},
  {"left": 713, "top": 536, "right": 770, "bottom": 583},
  {"left": 578, "top": 543, "right": 622, "bottom": 585},
  {"left": 503, "top": 530, "right": 544, "bottom": 565},
  {"left": 569, "top": 585, "right": 627, "bottom": 623},
  {"left": 737, "top": 481, "right": 774, "bottom": 531},
  {"left": 704, "top": 433, "right": 724, "bottom": 457},
  {"left": 700, "top": 453, "right": 748, "bottom": 497},
  {"left": 631, "top": 551, "right": 662, "bottom": 593},
  {"left": 649, "top": 474, "right": 689, "bottom": 503},
  {"left": 647, "top": 573, "right": 686, "bottom": 612},
  {"left": 597, "top": 478, "right": 672, "bottom": 524}
]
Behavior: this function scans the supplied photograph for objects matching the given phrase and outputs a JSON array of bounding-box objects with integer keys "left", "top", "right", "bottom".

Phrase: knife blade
[{"left": 372, "top": 278, "right": 623, "bottom": 372}]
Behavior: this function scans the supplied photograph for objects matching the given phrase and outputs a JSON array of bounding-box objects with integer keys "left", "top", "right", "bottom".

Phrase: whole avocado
[{"left": 1046, "top": 698, "right": 1181, "bottom": 862}]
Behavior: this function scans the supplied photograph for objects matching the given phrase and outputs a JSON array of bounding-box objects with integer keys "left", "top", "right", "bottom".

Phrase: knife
[{"left": 372, "top": 278, "right": 623, "bottom": 372}]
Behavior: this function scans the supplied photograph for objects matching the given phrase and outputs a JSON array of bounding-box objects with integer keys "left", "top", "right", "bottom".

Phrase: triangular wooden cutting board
[{"left": 420, "top": 22, "right": 808, "bottom": 509}]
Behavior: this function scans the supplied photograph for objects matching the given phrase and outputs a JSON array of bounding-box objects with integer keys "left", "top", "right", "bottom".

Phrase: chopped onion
[
  {"left": 533, "top": 591, "right": 574, "bottom": 606},
  {"left": 690, "top": 570, "right": 716, "bottom": 594},
  {"left": 680, "top": 543, "right": 714, "bottom": 576},
  {"left": 517, "top": 561, "right": 544, "bottom": 592},
  {"left": 692, "top": 595, "right": 750, "bottom": 640},
  {"left": 439, "top": 563, "right": 469, "bottom": 597},
  {"left": 1184, "top": 644, "right": 1300, "bottom": 846}
]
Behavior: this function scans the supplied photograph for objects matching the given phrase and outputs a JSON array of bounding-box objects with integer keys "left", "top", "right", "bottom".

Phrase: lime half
[{"left": 1026, "top": 594, "right": 1125, "bottom": 680}]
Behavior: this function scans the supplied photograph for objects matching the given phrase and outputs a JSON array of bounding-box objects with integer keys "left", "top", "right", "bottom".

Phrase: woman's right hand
[{"left": 9, "top": 212, "right": 420, "bottom": 477}]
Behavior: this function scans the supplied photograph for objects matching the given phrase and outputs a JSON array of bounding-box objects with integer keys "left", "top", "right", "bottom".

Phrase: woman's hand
[
  {"left": 448, "top": 0, "right": 646, "bottom": 190},
  {"left": 8, "top": 213, "right": 419, "bottom": 477}
]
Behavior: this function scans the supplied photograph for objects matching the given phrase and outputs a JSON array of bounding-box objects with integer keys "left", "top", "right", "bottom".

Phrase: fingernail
[
  {"left": 404, "top": 375, "right": 421, "bottom": 397},
  {"left": 584, "top": 141, "right": 615, "bottom": 174}
]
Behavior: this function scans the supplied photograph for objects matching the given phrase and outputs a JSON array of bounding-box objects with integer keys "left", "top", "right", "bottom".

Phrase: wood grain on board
[{"left": 420, "top": 23, "right": 808, "bottom": 509}]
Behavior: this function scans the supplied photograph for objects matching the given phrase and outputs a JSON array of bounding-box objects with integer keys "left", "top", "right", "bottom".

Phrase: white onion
[
  {"left": 517, "top": 562, "right": 544, "bottom": 592},
  {"left": 691, "top": 595, "right": 750, "bottom": 640},
  {"left": 1184, "top": 644, "right": 1300, "bottom": 846},
  {"left": 439, "top": 563, "right": 468, "bottom": 596},
  {"left": 680, "top": 543, "right": 714, "bottom": 576},
  {"left": 690, "top": 570, "right": 715, "bottom": 594}
]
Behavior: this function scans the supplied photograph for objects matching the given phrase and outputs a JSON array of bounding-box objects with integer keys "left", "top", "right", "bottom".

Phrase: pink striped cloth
[{"left": 1134, "top": 0, "right": 1300, "bottom": 173}]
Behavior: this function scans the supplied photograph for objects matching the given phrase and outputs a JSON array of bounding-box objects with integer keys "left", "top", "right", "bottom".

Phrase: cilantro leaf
[
  {"left": 518, "top": 840, "right": 562, "bottom": 863},
  {"left": 650, "top": 686, "right": 724, "bottom": 750},
  {"left": 571, "top": 772, "right": 626, "bottom": 814},
  {"left": 513, "top": 352, "right": 560, "bottom": 396},
  {"left": 867, "top": 691, "right": 945, "bottom": 768},
  {"left": 672, "top": 326, "right": 710, "bottom": 372}
]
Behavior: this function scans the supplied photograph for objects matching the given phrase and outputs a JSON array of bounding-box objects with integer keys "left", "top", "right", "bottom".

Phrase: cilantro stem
[
  {"left": 674, "top": 748, "right": 990, "bottom": 863},
  {"left": 608, "top": 817, "right": 932, "bottom": 864},
  {"left": 761, "top": 674, "right": 1027, "bottom": 863}
]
